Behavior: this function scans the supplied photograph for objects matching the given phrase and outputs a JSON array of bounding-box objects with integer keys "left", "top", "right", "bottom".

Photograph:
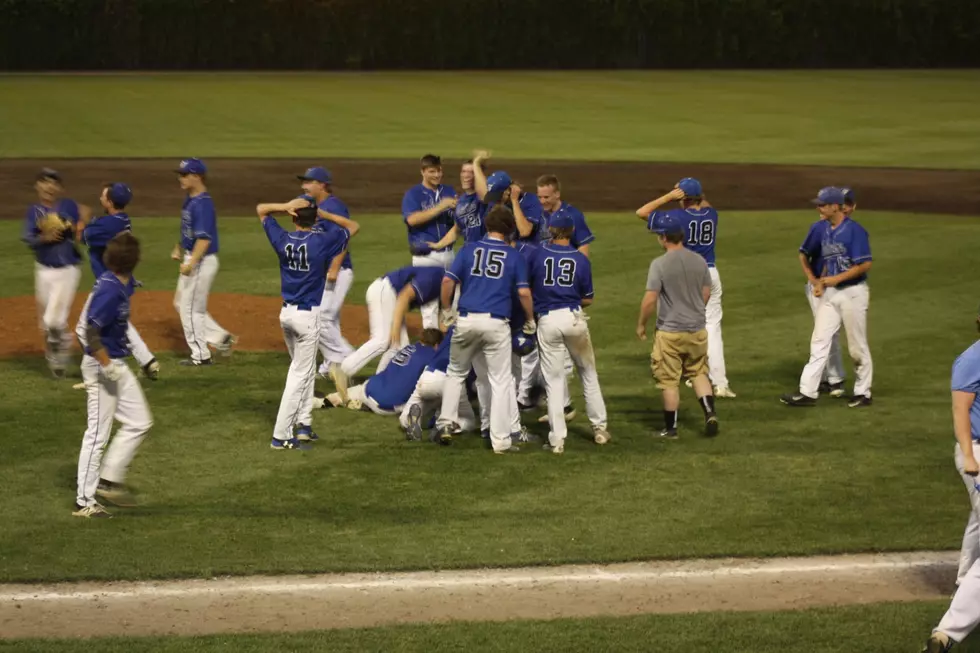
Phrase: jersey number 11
[{"left": 284, "top": 243, "right": 310, "bottom": 272}]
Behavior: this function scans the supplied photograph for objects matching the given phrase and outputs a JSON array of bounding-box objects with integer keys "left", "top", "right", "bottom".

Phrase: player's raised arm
[
  {"left": 635, "top": 187, "right": 686, "bottom": 219},
  {"left": 472, "top": 150, "right": 491, "bottom": 199},
  {"left": 510, "top": 184, "right": 535, "bottom": 239}
]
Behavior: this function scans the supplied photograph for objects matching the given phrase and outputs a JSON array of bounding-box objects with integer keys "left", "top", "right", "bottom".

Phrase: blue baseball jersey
[
  {"left": 527, "top": 244, "right": 594, "bottom": 314},
  {"left": 648, "top": 206, "right": 718, "bottom": 266},
  {"left": 384, "top": 266, "right": 444, "bottom": 308},
  {"left": 83, "top": 213, "right": 132, "bottom": 277},
  {"left": 365, "top": 343, "right": 438, "bottom": 410},
  {"left": 799, "top": 219, "right": 829, "bottom": 276},
  {"left": 514, "top": 193, "right": 544, "bottom": 243},
  {"left": 263, "top": 218, "right": 349, "bottom": 307},
  {"left": 447, "top": 237, "right": 529, "bottom": 319},
  {"left": 820, "top": 217, "right": 871, "bottom": 287},
  {"left": 537, "top": 202, "right": 595, "bottom": 249},
  {"left": 180, "top": 192, "right": 219, "bottom": 255},
  {"left": 952, "top": 340, "right": 980, "bottom": 442},
  {"left": 307, "top": 194, "right": 353, "bottom": 270},
  {"left": 425, "top": 326, "right": 454, "bottom": 373},
  {"left": 83, "top": 272, "right": 133, "bottom": 359},
  {"left": 453, "top": 191, "right": 486, "bottom": 243},
  {"left": 22, "top": 199, "right": 82, "bottom": 268},
  {"left": 402, "top": 183, "right": 456, "bottom": 253}
]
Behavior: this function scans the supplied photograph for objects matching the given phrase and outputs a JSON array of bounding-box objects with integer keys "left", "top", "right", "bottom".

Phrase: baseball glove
[
  {"left": 410, "top": 241, "right": 433, "bottom": 256},
  {"left": 37, "top": 211, "right": 72, "bottom": 240}
]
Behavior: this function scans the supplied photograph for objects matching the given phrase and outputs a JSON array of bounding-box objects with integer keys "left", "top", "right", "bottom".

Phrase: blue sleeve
[
  {"left": 578, "top": 255, "right": 594, "bottom": 298},
  {"left": 87, "top": 285, "right": 120, "bottom": 327},
  {"left": 952, "top": 353, "right": 980, "bottom": 393},
  {"left": 521, "top": 195, "right": 542, "bottom": 227},
  {"left": 22, "top": 205, "right": 41, "bottom": 248},
  {"left": 446, "top": 247, "right": 467, "bottom": 283},
  {"left": 59, "top": 199, "right": 80, "bottom": 224},
  {"left": 83, "top": 217, "right": 118, "bottom": 247},
  {"left": 323, "top": 197, "right": 351, "bottom": 219},
  {"left": 850, "top": 226, "right": 872, "bottom": 263},
  {"left": 411, "top": 269, "right": 441, "bottom": 305},
  {"left": 192, "top": 199, "right": 217, "bottom": 241},
  {"left": 443, "top": 185, "right": 457, "bottom": 199},
  {"left": 402, "top": 188, "right": 421, "bottom": 222},
  {"left": 262, "top": 218, "right": 288, "bottom": 252},
  {"left": 799, "top": 223, "right": 822, "bottom": 255},
  {"left": 513, "top": 251, "right": 529, "bottom": 288},
  {"left": 571, "top": 208, "right": 595, "bottom": 247}
]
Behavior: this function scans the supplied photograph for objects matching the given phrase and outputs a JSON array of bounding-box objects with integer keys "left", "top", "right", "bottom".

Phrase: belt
[
  {"left": 458, "top": 311, "right": 507, "bottom": 321},
  {"left": 283, "top": 301, "right": 314, "bottom": 311},
  {"left": 537, "top": 306, "right": 580, "bottom": 317}
]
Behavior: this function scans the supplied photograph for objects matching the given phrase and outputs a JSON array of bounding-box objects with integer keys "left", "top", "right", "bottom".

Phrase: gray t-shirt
[{"left": 645, "top": 248, "right": 711, "bottom": 332}]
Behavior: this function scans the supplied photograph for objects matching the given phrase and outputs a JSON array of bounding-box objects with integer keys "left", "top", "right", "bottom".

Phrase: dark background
[{"left": 2, "top": 0, "right": 979, "bottom": 70}]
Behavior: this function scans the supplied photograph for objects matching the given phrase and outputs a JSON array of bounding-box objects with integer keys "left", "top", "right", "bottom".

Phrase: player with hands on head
[{"left": 73, "top": 232, "right": 153, "bottom": 518}]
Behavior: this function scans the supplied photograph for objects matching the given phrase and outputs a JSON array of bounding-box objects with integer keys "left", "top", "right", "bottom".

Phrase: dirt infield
[
  {"left": 1, "top": 158, "right": 977, "bottom": 217},
  {"left": 0, "top": 291, "right": 420, "bottom": 358},
  {"left": 0, "top": 552, "right": 956, "bottom": 639}
]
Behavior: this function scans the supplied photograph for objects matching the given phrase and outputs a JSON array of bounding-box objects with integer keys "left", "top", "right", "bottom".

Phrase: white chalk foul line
[{"left": 0, "top": 552, "right": 957, "bottom": 604}]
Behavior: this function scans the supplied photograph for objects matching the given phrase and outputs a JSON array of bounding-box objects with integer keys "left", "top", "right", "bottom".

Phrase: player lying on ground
[
  {"left": 257, "top": 200, "right": 351, "bottom": 450},
  {"left": 73, "top": 232, "right": 153, "bottom": 518}
]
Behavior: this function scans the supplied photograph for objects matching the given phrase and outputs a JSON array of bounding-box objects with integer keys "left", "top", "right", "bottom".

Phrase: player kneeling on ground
[
  {"left": 527, "top": 208, "right": 610, "bottom": 453},
  {"left": 74, "top": 232, "right": 153, "bottom": 518},
  {"left": 636, "top": 214, "right": 719, "bottom": 439},
  {"left": 320, "top": 329, "right": 444, "bottom": 417},
  {"left": 257, "top": 200, "right": 352, "bottom": 450}
]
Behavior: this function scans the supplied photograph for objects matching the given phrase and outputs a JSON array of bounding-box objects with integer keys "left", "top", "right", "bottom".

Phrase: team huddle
[{"left": 24, "top": 155, "right": 881, "bottom": 521}]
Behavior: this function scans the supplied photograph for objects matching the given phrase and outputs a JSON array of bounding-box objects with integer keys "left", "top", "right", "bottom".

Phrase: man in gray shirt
[{"left": 636, "top": 213, "right": 719, "bottom": 439}]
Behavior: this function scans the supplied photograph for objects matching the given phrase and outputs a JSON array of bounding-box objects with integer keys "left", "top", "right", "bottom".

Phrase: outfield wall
[{"left": 1, "top": 0, "right": 978, "bottom": 70}]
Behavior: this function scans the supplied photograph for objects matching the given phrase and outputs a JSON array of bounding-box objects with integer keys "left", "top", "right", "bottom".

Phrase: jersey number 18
[{"left": 687, "top": 220, "right": 715, "bottom": 246}]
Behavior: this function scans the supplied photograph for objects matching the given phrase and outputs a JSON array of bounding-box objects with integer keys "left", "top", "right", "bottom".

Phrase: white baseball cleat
[
  {"left": 216, "top": 334, "right": 238, "bottom": 357},
  {"left": 72, "top": 503, "right": 112, "bottom": 518},
  {"left": 593, "top": 426, "right": 611, "bottom": 445},
  {"left": 714, "top": 386, "right": 737, "bottom": 398},
  {"left": 330, "top": 364, "right": 350, "bottom": 403},
  {"left": 684, "top": 378, "right": 694, "bottom": 389},
  {"left": 537, "top": 405, "right": 577, "bottom": 424}
]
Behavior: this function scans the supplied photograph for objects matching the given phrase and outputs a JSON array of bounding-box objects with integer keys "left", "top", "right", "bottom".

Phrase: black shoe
[
  {"left": 704, "top": 414, "right": 719, "bottom": 437},
  {"left": 847, "top": 394, "right": 872, "bottom": 408},
  {"left": 517, "top": 401, "right": 536, "bottom": 412},
  {"left": 780, "top": 393, "right": 816, "bottom": 407},
  {"left": 141, "top": 358, "right": 160, "bottom": 380},
  {"left": 179, "top": 358, "right": 213, "bottom": 366},
  {"left": 818, "top": 381, "right": 831, "bottom": 394},
  {"left": 828, "top": 382, "right": 845, "bottom": 398},
  {"left": 437, "top": 424, "right": 457, "bottom": 446},
  {"left": 96, "top": 480, "right": 138, "bottom": 507},
  {"left": 657, "top": 428, "right": 679, "bottom": 440}
]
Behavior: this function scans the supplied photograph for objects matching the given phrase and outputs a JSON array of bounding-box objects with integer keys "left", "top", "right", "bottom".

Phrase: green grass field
[
  {"left": 1, "top": 601, "right": 977, "bottom": 653},
  {"left": 0, "top": 211, "right": 976, "bottom": 583},
  {"left": 1, "top": 71, "right": 979, "bottom": 167}
]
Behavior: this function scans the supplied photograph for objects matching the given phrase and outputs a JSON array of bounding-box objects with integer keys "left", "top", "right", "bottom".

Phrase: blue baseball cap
[
  {"left": 175, "top": 158, "right": 207, "bottom": 175},
  {"left": 811, "top": 186, "right": 846, "bottom": 205},
  {"left": 549, "top": 206, "right": 575, "bottom": 230},
  {"left": 297, "top": 166, "right": 332, "bottom": 184},
  {"left": 840, "top": 187, "right": 856, "bottom": 205},
  {"left": 107, "top": 182, "right": 133, "bottom": 207},
  {"left": 677, "top": 177, "right": 702, "bottom": 197},
  {"left": 511, "top": 332, "right": 536, "bottom": 356},
  {"left": 649, "top": 213, "right": 684, "bottom": 235},
  {"left": 484, "top": 171, "right": 513, "bottom": 203}
]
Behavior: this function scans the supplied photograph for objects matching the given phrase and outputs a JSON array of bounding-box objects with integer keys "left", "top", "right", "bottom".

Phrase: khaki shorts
[{"left": 651, "top": 329, "right": 708, "bottom": 389}]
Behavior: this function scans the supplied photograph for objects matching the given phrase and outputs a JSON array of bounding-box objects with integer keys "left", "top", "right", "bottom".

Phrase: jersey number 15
[{"left": 470, "top": 247, "right": 506, "bottom": 279}]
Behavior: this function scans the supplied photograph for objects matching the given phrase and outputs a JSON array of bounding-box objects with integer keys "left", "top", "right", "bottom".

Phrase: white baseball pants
[
  {"left": 706, "top": 267, "right": 729, "bottom": 389},
  {"left": 174, "top": 254, "right": 230, "bottom": 362},
  {"left": 340, "top": 277, "right": 408, "bottom": 377},
  {"left": 319, "top": 267, "right": 354, "bottom": 365},
  {"left": 347, "top": 382, "right": 398, "bottom": 415},
  {"left": 35, "top": 262, "right": 81, "bottom": 346},
  {"left": 805, "top": 282, "right": 845, "bottom": 385},
  {"left": 399, "top": 370, "right": 477, "bottom": 432},
  {"left": 411, "top": 249, "right": 455, "bottom": 328},
  {"left": 517, "top": 348, "right": 571, "bottom": 408},
  {"left": 126, "top": 322, "right": 155, "bottom": 368},
  {"left": 538, "top": 309, "right": 607, "bottom": 447},
  {"left": 934, "top": 442, "right": 980, "bottom": 644},
  {"left": 437, "top": 314, "right": 513, "bottom": 452},
  {"left": 799, "top": 283, "right": 872, "bottom": 399},
  {"left": 273, "top": 305, "right": 321, "bottom": 441},
  {"left": 76, "top": 355, "right": 153, "bottom": 507}
]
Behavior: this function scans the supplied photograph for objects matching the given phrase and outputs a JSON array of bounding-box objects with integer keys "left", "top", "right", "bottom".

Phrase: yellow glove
[{"left": 37, "top": 211, "right": 71, "bottom": 242}]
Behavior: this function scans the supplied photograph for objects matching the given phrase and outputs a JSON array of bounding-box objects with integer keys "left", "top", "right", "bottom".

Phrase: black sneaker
[
  {"left": 847, "top": 394, "right": 872, "bottom": 408},
  {"left": 657, "top": 428, "right": 679, "bottom": 440},
  {"left": 437, "top": 424, "right": 457, "bottom": 446},
  {"left": 818, "top": 381, "right": 831, "bottom": 394},
  {"left": 780, "top": 393, "right": 816, "bottom": 407},
  {"left": 828, "top": 382, "right": 845, "bottom": 398},
  {"left": 704, "top": 415, "right": 719, "bottom": 438}
]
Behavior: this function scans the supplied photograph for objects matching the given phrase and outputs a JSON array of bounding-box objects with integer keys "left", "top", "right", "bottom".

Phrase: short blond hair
[{"left": 536, "top": 174, "right": 560, "bottom": 191}]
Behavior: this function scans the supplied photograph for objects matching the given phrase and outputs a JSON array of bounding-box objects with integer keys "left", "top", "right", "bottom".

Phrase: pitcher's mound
[{"left": 0, "top": 292, "right": 419, "bottom": 358}]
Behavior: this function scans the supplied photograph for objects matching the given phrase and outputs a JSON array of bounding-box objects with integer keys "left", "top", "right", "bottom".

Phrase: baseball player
[
  {"left": 22, "top": 168, "right": 89, "bottom": 378},
  {"left": 423, "top": 159, "right": 489, "bottom": 250},
  {"left": 321, "top": 329, "right": 443, "bottom": 415},
  {"left": 73, "top": 232, "right": 153, "bottom": 517},
  {"left": 637, "top": 213, "right": 719, "bottom": 439},
  {"left": 402, "top": 154, "right": 457, "bottom": 270},
  {"left": 172, "top": 158, "right": 235, "bottom": 366},
  {"left": 920, "top": 310, "right": 980, "bottom": 653},
  {"left": 82, "top": 183, "right": 159, "bottom": 381},
  {"left": 527, "top": 208, "right": 610, "bottom": 453},
  {"left": 400, "top": 326, "right": 480, "bottom": 440},
  {"left": 257, "top": 200, "right": 352, "bottom": 450},
  {"left": 472, "top": 151, "right": 543, "bottom": 242},
  {"left": 332, "top": 265, "right": 446, "bottom": 399},
  {"left": 636, "top": 178, "right": 735, "bottom": 398},
  {"left": 436, "top": 205, "right": 535, "bottom": 454},
  {"left": 798, "top": 190, "right": 849, "bottom": 398},
  {"left": 292, "top": 167, "right": 359, "bottom": 382},
  {"left": 535, "top": 175, "right": 595, "bottom": 255},
  {"left": 781, "top": 187, "right": 873, "bottom": 407}
]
